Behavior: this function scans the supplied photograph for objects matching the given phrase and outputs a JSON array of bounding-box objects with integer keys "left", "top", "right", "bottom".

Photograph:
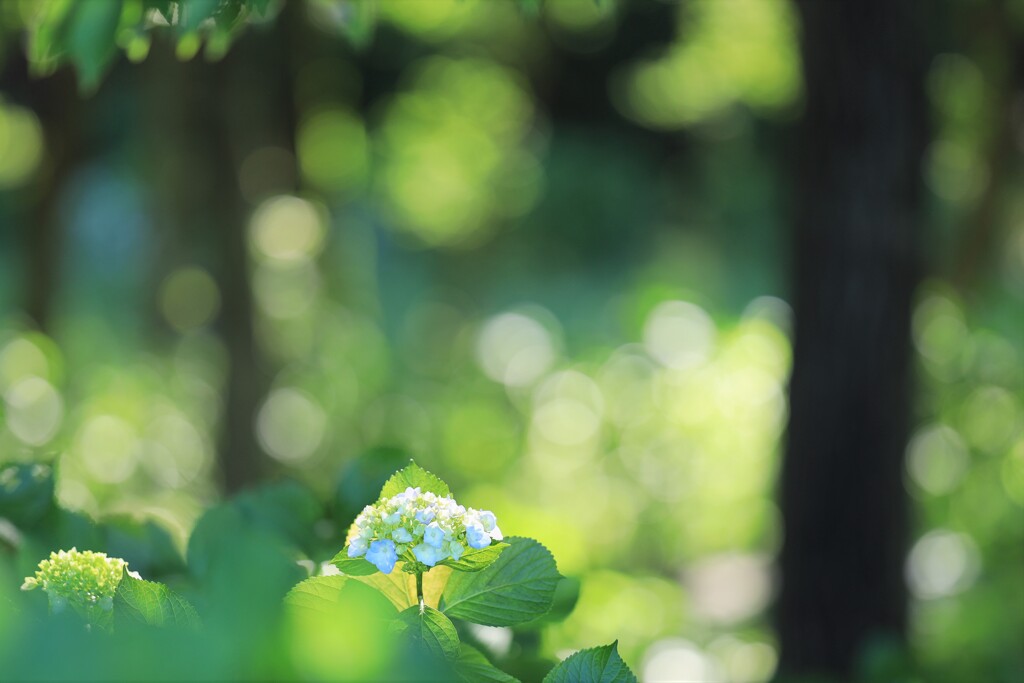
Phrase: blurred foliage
[
  {"left": 0, "top": 0, "right": 1022, "bottom": 681},
  {"left": 0, "top": 460, "right": 621, "bottom": 682}
]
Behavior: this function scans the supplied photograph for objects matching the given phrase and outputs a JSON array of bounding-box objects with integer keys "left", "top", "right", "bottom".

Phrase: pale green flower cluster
[
  {"left": 347, "top": 487, "right": 502, "bottom": 574},
  {"left": 21, "top": 548, "right": 136, "bottom": 612}
]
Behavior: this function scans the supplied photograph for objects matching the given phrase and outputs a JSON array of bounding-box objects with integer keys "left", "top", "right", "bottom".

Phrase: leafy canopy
[{"left": 25, "top": 0, "right": 545, "bottom": 91}]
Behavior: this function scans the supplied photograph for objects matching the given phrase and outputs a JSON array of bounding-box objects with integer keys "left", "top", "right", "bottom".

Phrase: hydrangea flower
[
  {"left": 21, "top": 548, "right": 139, "bottom": 613},
  {"left": 346, "top": 487, "right": 502, "bottom": 574}
]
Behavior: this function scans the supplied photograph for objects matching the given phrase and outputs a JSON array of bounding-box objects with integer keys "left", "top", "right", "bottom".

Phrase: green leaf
[
  {"left": 514, "top": 576, "right": 580, "bottom": 630},
  {"left": 64, "top": 0, "right": 124, "bottom": 91},
  {"left": 246, "top": 0, "right": 273, "bottom": 17},
  {"left": 178, "top": 0, "right": 221, "bottom": 30},
  {"left": 378, "top": 462, "right": 450, "bottom": 501},
  {"left": 0, "top": 463, "right": 56, "bottom": 528},
  {"left": 284, "top": 574, "right": 350, "bottom": 614},
  {"left": 233, "top": 480, "right": 323, "bottom": 554},
  {"left": 334, "top": 447, "right": 410, "bottom": 529},
  {"left": 516, "top": 0, "right": 542, "bottom": 16},
  {"left": 543, "top": 642, "right": 637, "bottom": 683},
  {"left": 338, "top": 0, "right": 376, "bottom": 50},
  {"left": 213, "top": 0, "right": 245, "bottom": 29},
  {"left": 395, "top": 606, "right": 461, "bottom": 663},
  {"left": 114, "top": 570, "right": 200, "bottom": 629},
  {"left": 186, "top": 504, "right": 245, "bottom": 578},
  {"left": 441, "top": 537, "right": 560, "bottom": 626},
  {"left": 102, "top": 515, "right": 186, "bottom": 576},
  {"left": 455, "top": 644, "right": 521, "bottom": 683},
  {"left": 330, "top": 551, "right": 379, "bottom": 576},
  {"left": 439, "top": 542, "right": 509, "bottom": 572}
]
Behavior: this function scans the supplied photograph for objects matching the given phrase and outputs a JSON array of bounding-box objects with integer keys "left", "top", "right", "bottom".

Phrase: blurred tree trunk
[
  {"left": 143, "top": 46, "right": 261, "bottom": 493},
  {"left": 216, "top": 12, "right": 300, "bottom": 493},
  {"left": 0, "top": 53, "right": 82, "bottom": 334},
  {"left": 777, "top": 1, "right": 928, "bottom": 678},
  {"left": 143, "top": 14, "right": 299, "bottom": 494}
]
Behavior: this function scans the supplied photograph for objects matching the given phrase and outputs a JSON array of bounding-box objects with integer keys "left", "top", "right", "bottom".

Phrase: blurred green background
[{"left": 0, "top": 0, "right": 1022, "bottom": 681}]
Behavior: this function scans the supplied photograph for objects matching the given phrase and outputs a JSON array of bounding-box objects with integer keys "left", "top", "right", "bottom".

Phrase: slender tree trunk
[
  {"left": 777, "top": 1, "right": 928, "bottom": 678},
  {"left": 142, "top": 45, "right": 269, "bottom": 494},
  {"left": 1, "top": 54, "right": 82, "bottom": 333}
]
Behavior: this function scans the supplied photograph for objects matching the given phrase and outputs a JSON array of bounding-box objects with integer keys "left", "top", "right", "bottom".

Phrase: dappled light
[
  {"left": 0, "top": 0, "right": 1021, "bottom": 681},
  {"left": 0, "top": 100, "right": 43, "bottom": 188},
  {"left": 614, "top": 0, "right": 801, "bottom": 129}
]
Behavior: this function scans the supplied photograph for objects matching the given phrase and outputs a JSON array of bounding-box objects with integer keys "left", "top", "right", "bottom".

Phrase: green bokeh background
[{"left": 0, "top": 1, "right": 1022, "bottom": 681}]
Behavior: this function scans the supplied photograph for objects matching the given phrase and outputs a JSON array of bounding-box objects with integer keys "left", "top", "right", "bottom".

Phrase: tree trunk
[
  {"left": 141, "top": 35, "right": 287, "bottom": 494},
  {"left": 0, "top": 53, "right": 82, "bottom": 334},
  {"left": 777, "top": 1, "right": 928, "bottom": 678}
]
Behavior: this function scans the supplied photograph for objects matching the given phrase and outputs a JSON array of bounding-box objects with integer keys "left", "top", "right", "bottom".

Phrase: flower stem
[{"left": 416, "top": 571, "right": 425, "bottom": 614}]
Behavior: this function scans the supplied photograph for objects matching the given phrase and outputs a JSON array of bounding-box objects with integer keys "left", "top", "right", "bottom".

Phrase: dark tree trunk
[
  {"left": 141, "top": 20, "right": 297, "bottom": 493},
  {"left": 777, "top": 1, "right": 928, "bottom": 678},
  {"left": 142, "top": 45, "right": 262, "bottom": 494},
  {"left": 0, "top": 53, "right": 83, "bottom": 334}
]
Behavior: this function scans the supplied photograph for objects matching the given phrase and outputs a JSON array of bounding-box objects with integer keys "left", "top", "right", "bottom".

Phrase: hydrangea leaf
[
  {"left": 338, "top": 0, "right": 376, "bottom": 50},
  {"left": 179, "top": 0, "right": 221, "bottom": 31},
  {"left": 394, "top": 605, "right": 461, "bottom": 663},
  {"left": 439, "top": 542, "right": 509, "bottom": 572},
  {"left": 232, "top": 480, "right": 323, "bottom": 554},
  {"left": 351, "top": 563, "right": 452, "bottom": 611},
  {"left": 513, "top": 576, "right": 581, "bottom": 630},
  {"left": 330, "top": 553, "right": 379, "bottom": 576},
  {"left": 64, "top": 0, "right": 123, "bottom": 91},
  {"left": 247, "top": 0, "right": 273, "bottom": 17},
  {"left": 441, "top": 537, "right": 560, "bottom": 626},
  {"left": 0, "top": 463, "right": 55, "bottom": 527},
  {"left": 542, "top": 642, "right": 636, "bottom": 683},
  {"left": 455, "top": 644, "right": 521, "bottom": 683},
  {"left": 284, "top": 575, "right": 350, "bottom": 614},
  {"left": 114, "top": 570, "right": 200, "bottom": 629},
  {"left": 378, "top": 462, "right": 450, "bottom": 500},
  {"left": 516, "top": 0, "right": 542, "bottom": 16}
]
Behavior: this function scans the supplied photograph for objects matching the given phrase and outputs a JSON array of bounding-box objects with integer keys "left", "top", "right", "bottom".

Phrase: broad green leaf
[
  {"left": 27, "top": 0, "right": 75, "bottom": 73},
  {"left": 439, "top": 542, "right": 509, "bottom": 572},
  {"left": 352, "top": 563, "right": 452, "bottom": 611},
  {"left": 395, "top": 606, "right": 460, "bottom": 663},
  {"left": 516, "top": 0, "right": 542, "bottom": 16},
  {"left": 247, "top": 0, "right": 273, "bottom": 17},
  {"left": 64, "top": 0, "right": 123, "bottom": 91},
  {"left": 190, "top": 483, "right": 321, "bottom": 577},
  {"left": 441, "top": 537, "right": 560, "bottom": 626},
  {"left": 233, "top": 480, "right": 323, "bottom": 553},
  {"left": 178, "top": 0, "right": 220, "bottom": 30},
  {"left": 114, "top": 570, "right": 200, "bottom": 629},
  {"left": 283, "top": 575, "right": 385, "bottom": 617},
  {"left": 513, "top": 576, "right": 580, "bottom": 630},
  {"left": 187, "top": 504, "right": 246, "bottom": 578},
  {"left": 0, "top": 463, "right": 55, "bottom": 527},
  {"left": 334, "top": 447, "right": 409, "bottom": 529},
  {"left": 378, "top": 462, "right": 450, "bottom": 501},
  {"left": 213, "top": 0, "right": 245, "bottom": 29},
  {"left": 285, "top": 579, "right": 400, "bottom": 681},
  {"left": 338, "top": 0, "right": 376, "bottom": 50},
  {"left": 455, "top": 644, "right": 520, "bottom": 683},
  {"left": 330, "top": 552, "right": 379, "bottom": 576},
  {"left": 543, "top": 642, "right": 637, "bottom": 683},
  {"left": 102, "top": 515, "right": 186, "bottom": 576}
]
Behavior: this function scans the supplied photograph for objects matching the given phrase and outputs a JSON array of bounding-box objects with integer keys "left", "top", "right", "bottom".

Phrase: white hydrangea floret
[{"left": 345, "top": 487, "right": 502, "bottom": 574}]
